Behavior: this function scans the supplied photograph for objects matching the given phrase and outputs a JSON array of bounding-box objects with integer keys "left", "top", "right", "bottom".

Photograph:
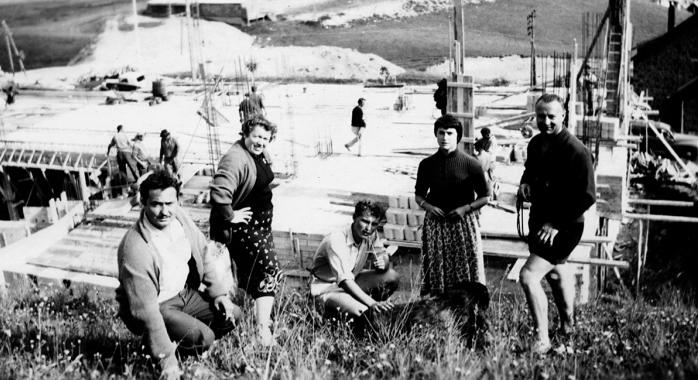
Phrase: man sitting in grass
[
  {"left": 116, "top": 167, "right": 240, "bottom": 379},
  {"left": 309, "top": 200, "right": 400, "bottom": 322}
]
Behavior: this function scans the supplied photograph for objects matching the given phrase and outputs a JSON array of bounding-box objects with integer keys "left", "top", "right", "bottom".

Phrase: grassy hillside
[
  {"left": 0, "top": 276, "right": 696, "bottom": 379},
  {"left": 0, "top": 0, "right": 686, "bottom": 71},
  {"left": 0, "top": 0, "right": 136, "bottom": 70},
  {"left": 247, "top": 0, "right": 687, "bottom": 70}
]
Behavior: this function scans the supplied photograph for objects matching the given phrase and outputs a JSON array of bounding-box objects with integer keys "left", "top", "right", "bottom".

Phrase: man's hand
[
  {"left": 536, "top": 223, "right": 559, "bottom": 247},
  {"left": 230, "top": 207, "right": 252, "bottom": 224},
  {"left": 423, "top": 203, "right": 445, "bottom": 217},
  {"left": 446, "top": 204, "right": 471, "bottom": 220},
  {"left": 519, "top": 183, "right": 532, "bottom": 201},
  {"left": 369, "top": 300, "right": 393, "bottom": 314},
  {"left": 214, "top": 295, "right": 237, "bottom": 321},
  {"left": 372, "top": 251, "right": 389, "bottom": 271}
]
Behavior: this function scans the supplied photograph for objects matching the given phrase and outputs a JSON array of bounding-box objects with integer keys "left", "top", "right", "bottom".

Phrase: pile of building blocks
[{"left": 382, "top": 195, "right": 425, "bottom": 242}]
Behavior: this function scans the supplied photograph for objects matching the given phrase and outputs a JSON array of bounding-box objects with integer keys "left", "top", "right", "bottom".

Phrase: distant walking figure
[
  {"left": 518, "top": 94, "right": 596, "bottom": 354},
  {"left": 248, "top": 85, "right": 265, "bottom": 116},
  {"left": 239, "top": 93, "right": 258, "bottom": 123},
  {"left": 345, "top": 97, "right": 366, "bottom": 156}
]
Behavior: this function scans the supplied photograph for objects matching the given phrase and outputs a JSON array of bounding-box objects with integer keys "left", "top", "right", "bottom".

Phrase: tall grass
[{"left": 0, "top": 279, "right": 697, "bottom": 379}]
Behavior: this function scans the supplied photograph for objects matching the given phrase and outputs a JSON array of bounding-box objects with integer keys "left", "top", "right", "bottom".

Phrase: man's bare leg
[
  {"left": 520, "top": 253, "right": 555, "bottom": 352},
  {"left": 546, "top": 264, "right": 575, "bottom": 335}
]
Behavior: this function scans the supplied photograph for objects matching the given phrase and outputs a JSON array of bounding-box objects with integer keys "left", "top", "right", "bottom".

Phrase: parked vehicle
[{"left": 630, "top": 120, "right": 698, "bottom": 165}]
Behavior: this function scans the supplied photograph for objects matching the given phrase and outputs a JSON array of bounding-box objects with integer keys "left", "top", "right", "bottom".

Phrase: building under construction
[
  {"left": 144, "top": 0, "right": 271, "bottom": 26},
  {"left": 0, "top": 0, "right": 695, "bottom": 298}
]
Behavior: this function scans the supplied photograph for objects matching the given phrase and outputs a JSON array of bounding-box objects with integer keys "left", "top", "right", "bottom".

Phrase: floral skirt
[
  {"left": 226, "top": 209, "right": 283, "bottom": 298},
  {"left": 420, "top": 211, "right": 485, "bottom": 296}
]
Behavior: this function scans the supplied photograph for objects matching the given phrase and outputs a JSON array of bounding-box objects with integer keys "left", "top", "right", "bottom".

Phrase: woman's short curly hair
[
  {"left": 433, "top": 114, "right": 463, "bottom": 142},
  {"left": 241, "top": 115, "right": 277, "bottom": 141}
]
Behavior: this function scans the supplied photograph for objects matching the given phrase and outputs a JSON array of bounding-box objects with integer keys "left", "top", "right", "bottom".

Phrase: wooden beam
[
  {"left": 627, "top": 199, "right": 694, "bottom": 207},
  {"left": 624, "top": 213, "right": 698, "bottom": 223}
]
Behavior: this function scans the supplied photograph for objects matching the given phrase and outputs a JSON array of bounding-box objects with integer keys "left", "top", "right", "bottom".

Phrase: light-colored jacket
[{"left": 115, "top": 205, "right": 228, "bottom": 368}]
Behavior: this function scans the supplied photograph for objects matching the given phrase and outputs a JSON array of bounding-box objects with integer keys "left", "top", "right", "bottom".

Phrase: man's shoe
[
  {"left": 532, "top": 339, "right": 552, "bottom": 355},
  {"left": 344, "top": 144, "right": 351, "bottom": 152}
]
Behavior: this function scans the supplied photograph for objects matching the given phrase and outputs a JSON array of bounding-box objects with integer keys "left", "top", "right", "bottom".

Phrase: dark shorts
[{"left": 527, "top": 220, "right": 584, "bottom": 265}]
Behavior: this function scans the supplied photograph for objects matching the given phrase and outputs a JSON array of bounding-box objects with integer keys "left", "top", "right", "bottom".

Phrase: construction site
[{"left": 0, "top": 0, "right": 697, "bottom": 378}]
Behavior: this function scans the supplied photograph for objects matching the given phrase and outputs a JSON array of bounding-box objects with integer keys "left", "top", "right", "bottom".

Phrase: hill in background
[
  {"left": 0, "top": 0, "right": 688, "bottom": 72},
  {"left": 247, "top": 0, "right": 689, "bottom": 70}
]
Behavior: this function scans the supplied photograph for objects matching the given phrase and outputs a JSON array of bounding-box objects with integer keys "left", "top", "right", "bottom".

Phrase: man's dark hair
[
  {"left": 433, "top": 114, "right": 463, "bottom": 142},
  {"left": 535, "top": 93, "right": 565, "bottom": 107},
  {"left": 480, "top": 127, "right": 491, "bottom": 138},
  {"left": 241, "top": 115, "right": 277, "bottom": 141},
  {"left": 139, "top": 166, "right": 181, "bottom": 203},
  {"left": 358, "top": 97, "right": 365, "bottom": 105},
  {"left": 353, "top": 199, "right": 386, "bottom": 220},
  {"left": 117, "top": 124, "right": 123, "bottom": 132}
]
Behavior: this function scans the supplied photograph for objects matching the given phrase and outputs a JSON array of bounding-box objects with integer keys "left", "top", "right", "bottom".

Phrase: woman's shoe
[{"left": 257, "top": 324, "right": 275, "bottom": 347}]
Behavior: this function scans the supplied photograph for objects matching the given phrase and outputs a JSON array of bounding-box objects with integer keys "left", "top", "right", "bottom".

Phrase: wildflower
[
  {"left": 324, "top": 359, "right": 331, "bottom": 366},
  {"left": 3, "top": 329, "right": 10, "bottom": 338}
]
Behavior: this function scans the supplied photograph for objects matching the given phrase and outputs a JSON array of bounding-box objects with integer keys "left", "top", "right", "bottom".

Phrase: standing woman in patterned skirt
[
  {"left": 209, "top": 115, "right": 282, "bottom": 346},
  {"left": 415, "top": 114, "right": 491, "bottom": 294}
]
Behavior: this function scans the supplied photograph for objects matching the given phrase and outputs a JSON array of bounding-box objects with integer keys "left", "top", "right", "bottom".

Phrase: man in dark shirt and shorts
[
  {"left": 345, "top": 98, "right": 366, "bottom": 156},
  {"left": 518, "top": 93, "right": 596, "bottom": 354}
]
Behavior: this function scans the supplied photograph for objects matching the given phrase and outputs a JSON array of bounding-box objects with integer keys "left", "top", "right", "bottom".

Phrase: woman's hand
[
  {"left": 230, "top": 207, "right": 252, "bottom": 224},
  {"left": 423, "top": 202, "right": 445, "bottom": 217},
  {"left": 447, "top": 204, "right": 472, "bottom": 220}
]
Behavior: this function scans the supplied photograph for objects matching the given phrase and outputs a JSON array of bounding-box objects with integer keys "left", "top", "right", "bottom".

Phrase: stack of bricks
[
  {"left": 573, "top": 102, "right": 621, "bottom": 141},
  {"left": 382, "top": 195, "right": 425, "bottom": 242}
]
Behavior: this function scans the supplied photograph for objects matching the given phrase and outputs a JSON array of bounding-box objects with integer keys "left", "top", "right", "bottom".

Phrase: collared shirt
[
  {"left": 111, "top": 132, "right": 132, "bottom": 153},
  {"left": 131, "top": 141, "right": 148, "bottom": 164},
  {"left": 309, "top": 223, "right": 383, "bottom": 296},
  {"left": 142, "top": 215, "right": 192, "bottom": 303}
]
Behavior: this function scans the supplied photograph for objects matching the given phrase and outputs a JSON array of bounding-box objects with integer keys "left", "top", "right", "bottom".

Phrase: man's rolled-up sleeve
[{"left": 325, "top": 233, "right": 355, "bottom": 283}]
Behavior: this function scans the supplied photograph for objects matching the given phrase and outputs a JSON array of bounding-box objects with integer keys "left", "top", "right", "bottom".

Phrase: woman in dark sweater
[
  {"left": 209, "top": 116, "right": 281, "bottom": 346},
  {"left": 415, "top": 114, "right": 491, "bottom": 294}
]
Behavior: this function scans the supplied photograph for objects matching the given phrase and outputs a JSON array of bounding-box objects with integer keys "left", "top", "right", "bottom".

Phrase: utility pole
[
  {"left": 527, "top": 10, "right": 536, "bottom": 88},
  {"left": 184, "top": 0, "right": 197, "bottom": 80},
  {"left": 131, "top": 0, "right": 142, "bottom": 67},
  {"left": 1, "top": 20, "right": 26, "bottom": 76}
]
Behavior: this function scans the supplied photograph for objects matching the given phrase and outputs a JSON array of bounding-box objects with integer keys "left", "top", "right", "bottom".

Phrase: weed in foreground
[{"left": 0, "top": 279, "right": 697, "bottom": 379}]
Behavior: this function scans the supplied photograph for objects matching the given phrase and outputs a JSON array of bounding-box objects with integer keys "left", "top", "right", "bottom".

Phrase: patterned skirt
[
  {"left": 420, "top": 211, "right": 486, "bottom": 296},
  {"left": 226, "top": 209, "right": 283, "bottom": 299}
]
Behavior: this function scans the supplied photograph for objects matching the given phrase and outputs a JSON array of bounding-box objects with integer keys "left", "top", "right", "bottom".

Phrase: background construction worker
[{"left": 159, "top": 129, "right": 180, "bottom": 175}]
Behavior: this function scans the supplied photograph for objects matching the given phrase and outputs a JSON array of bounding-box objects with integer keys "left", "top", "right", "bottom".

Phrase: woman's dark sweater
[
  {"left": 238, "top": 152, "right": 274, "bottom": 211},
  {"left": 415, "top": 149, "right": 490, "bottom": 212}
]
